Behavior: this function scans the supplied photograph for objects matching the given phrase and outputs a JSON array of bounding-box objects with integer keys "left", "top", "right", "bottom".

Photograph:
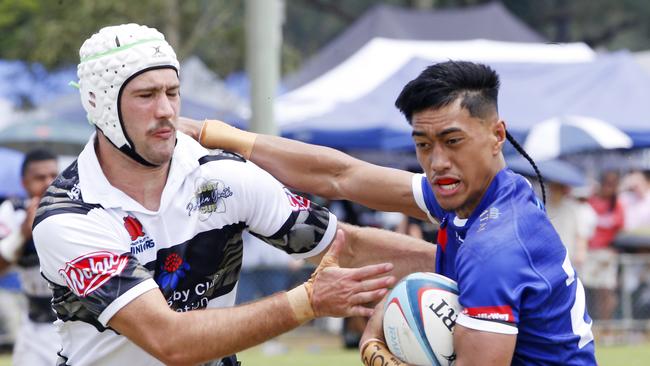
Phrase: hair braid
[{"left": 506, "top": 131, "right": 546, "bottom": 205}]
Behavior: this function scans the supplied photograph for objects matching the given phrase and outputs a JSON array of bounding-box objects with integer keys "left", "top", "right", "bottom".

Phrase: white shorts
[
  {"left": 580, "top": 249, "right": 619, "bottom": 290},
  {"left": 12, "top": 316, "right": 60, "bottom": 366}
]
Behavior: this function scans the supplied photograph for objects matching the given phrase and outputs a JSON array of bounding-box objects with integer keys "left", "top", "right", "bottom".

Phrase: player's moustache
[{"left": 147, "top": 120, "right": 175, "bottom": 134}]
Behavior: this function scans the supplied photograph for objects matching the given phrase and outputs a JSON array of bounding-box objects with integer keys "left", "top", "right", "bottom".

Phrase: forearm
[
  {"left": 338, "top": 223, "right": 436, "bottom": 281},
  {"left": 0, "top": 230, "right": 25, "bottom": 272},
  {"left": 196, "top": 119, "right": 425, "bottom": 217},
  {"left": 112, "top": 289, "right": 306, "bottom": 366},
  {"left": 250, "top": 134, "right": 354, "bottom": 199},
  {"left": 171, "top": 292, "right": 302, "bottom": 364}
]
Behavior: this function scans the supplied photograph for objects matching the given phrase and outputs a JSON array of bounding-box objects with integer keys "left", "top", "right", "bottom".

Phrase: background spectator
[{"left": 583, "top": 171, "right": 625, "bottom": 321}]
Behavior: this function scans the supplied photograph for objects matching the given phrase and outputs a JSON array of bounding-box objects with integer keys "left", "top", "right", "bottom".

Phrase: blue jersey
[{"left": 412, "top": 168, "right": 595, "bottom": 365}]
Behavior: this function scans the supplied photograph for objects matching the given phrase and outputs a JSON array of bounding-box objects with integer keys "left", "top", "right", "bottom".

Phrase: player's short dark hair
[
  {"left": 21, "top": 149, "right": 56, "bottom": 177},
  {"left": 395, "top": 61, "right": 500, "bottom": 123}
]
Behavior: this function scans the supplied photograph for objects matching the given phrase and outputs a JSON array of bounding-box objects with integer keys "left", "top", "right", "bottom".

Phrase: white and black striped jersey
[{"left": 33, "top": 133, "right": 337, "bottom": 366}]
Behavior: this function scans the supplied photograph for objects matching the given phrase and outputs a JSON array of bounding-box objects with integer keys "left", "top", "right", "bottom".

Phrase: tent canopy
[
  {"left": 284, "top": 3, "right": 545, "bottom": 90},
  {"left": 279, "top": 52, "right": 650, "bottom": 151},
  {"left": 277, "top": 38, "right": 594, "bottom": 128}
]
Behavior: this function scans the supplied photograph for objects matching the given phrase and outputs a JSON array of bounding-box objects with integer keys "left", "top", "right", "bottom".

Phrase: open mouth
[{"left": 434, "top": 178, "right": 461, "bottom": 192}]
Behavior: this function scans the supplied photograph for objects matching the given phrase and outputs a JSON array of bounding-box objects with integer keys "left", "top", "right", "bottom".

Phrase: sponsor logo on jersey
[
  {"left": 477, "top": 206, "right": 500, "bottom": 232},
  {"left": 186, "top": 178, "right": 233, "bottom": 221},
  {"left": 123, "top": 215, "right": 155, "bottom": 254},
  {"left": 59, "top": 251, "right": 129, "bottom": 297},
  {"left": 284, "top": 189, "right": 311, "bottom": 211},
  {"left": 67, "top": 183, "right": 81, "bottom": 200},
  {"left": 463, "top": 305, "right": 515, "bottom": 323},
  {"left": 157, "top": 252, "right": 191, "bottom": 291}
]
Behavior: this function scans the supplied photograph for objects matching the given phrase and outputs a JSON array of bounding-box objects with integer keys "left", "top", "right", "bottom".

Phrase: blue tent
[
  {"left": 0, "top": 60, "right": 76, "bottom": 108},
  {"left": 284, "top": 3, "right": 545, "bottom": 90},
  {"left": 281, "top": 53, "right": 650, "bottom": 151}
]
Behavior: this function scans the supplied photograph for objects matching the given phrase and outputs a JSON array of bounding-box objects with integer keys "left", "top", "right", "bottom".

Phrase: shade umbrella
[
  {"left": 523, "top": 115, "right": 633, "bottom": 161},
  {"left": 0, "top": 118, "right": 93, "bottom": 156}
]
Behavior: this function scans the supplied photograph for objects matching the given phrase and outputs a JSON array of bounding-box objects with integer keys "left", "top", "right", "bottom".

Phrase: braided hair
[{"left": 506, "top": 131, "right": 546, "bottom": 205}]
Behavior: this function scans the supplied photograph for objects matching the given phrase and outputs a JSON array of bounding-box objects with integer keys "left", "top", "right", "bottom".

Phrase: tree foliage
[{"left": 2, "top": 0, "right": 650, "bottom": 77}]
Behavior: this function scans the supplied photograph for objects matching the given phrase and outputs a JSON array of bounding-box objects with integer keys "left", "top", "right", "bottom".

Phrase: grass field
[{"left": 1, "top": 328, "right": 648, "bottom": 365}]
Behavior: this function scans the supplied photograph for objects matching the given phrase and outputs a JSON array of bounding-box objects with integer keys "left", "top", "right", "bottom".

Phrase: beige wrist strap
[
  {"left": 360, "top": 339, "right": 407, "bottom": 366},
  {"left": 286, "top": 284, "right": 315, "bottom": 324},
  {"left": 199, "top": 119, "right": 257, "bottom": 159}
]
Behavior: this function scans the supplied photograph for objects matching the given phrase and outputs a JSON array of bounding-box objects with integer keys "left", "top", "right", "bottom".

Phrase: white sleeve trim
[
  {"left": 98, "top": 278, "right": 159, "bottom": 326},
  {"left": 412, "top": 173, "right": 428, "bottom": 214},
  {"left": 456, "top": 313, "right": 519, "bottom": 335},
  {"left": 290, "top": 212, "right": 338, "bottom": 260},
  {"left": 411, "top": 173, "right": 437, "bottom": 223}
]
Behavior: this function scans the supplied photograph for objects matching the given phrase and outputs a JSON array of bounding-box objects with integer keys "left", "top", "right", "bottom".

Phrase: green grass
[{"left": 1, "top": 335, "right": 649, "bottom": 366}]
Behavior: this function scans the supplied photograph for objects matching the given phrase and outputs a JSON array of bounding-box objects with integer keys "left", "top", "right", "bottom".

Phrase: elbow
[
  {"left": 146, "top": 329, "right": 195, "bottom": 366},
  {"left": 155, "top": 345, "right": 198, "bottom": 366}
]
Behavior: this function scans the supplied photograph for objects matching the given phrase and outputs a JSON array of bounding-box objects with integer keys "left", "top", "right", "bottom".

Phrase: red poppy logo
[
  {"left": 124, "top": 216, "right": 144, "bottom": 241},
  {"left": 157, "top": 253, "right": 190, "bottom": 291}
]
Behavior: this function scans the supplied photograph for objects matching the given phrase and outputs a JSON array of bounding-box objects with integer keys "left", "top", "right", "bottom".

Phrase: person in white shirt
[
  {"left": 0, "top": 149, "right": 60, "bottom": 366},
  {"left": 32, "top": 23, "right": 434, "bottom": 366},
  {"left": 619, "top": 170, "right": 650, "bottom": 231}
]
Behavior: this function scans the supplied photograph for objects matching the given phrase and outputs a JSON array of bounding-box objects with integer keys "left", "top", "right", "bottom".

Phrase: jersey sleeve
[
  {"left": 224, "top": 160, "right": 337, "bottom": 260},
  {"left": 454, "top": 234, "right": 542, "bottom": 335},
  {"left": 411, "top": 173, "right": 443, "bottom": 222},
  {"left": 33, "top": 208, "right": 158, "bottom": 328}
]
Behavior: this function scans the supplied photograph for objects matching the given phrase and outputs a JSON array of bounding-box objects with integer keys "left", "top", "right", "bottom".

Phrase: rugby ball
[{"left": 383, "top": 272, "right": 460, "bottom": 366}]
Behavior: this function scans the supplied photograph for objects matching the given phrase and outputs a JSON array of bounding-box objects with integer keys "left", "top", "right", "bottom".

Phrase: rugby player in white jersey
[
  {"left": 0, "top": 149, "right": 60, "bottom": 366},
  {"left": 32, "top": 24, "right": 435, "bottom": 366}
]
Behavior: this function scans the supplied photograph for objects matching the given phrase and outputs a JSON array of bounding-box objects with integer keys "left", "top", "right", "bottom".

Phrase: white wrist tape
[{"left": 0, "top": 230, "right": 25, "bottom": 263}]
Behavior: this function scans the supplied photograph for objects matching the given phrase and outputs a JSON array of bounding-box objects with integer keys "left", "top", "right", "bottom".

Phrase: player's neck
[
  {"left": 95, "top": 136, "right": 170, "bottom": 211},
  {"left": 455, "top": 157, "right": 506, "bottom": 219}
]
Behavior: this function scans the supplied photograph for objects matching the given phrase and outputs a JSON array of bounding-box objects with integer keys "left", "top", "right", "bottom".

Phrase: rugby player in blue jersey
[{"left": 185, "top": 61, "right": 596, "bottom": 365}]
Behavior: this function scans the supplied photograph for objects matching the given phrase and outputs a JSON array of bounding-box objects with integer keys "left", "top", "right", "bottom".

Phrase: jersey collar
[{"left": 77, "top": 132, "right": 203, "bottom": 213}]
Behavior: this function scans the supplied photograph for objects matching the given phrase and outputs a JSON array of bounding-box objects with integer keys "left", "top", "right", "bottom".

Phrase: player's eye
[{"left": 446, "top": 137, "right": 462, "bottom": 145}]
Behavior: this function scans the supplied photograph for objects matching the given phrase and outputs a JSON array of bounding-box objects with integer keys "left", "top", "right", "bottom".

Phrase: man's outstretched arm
[
  {"left": 326, "top": 222, "right": 436, "bottom": 283},
  {"left": 179, "top": 118, "right": 427, "bottom": 220},
  {"left": 110, "top": 230, "right": 395, "bottom": 366}
]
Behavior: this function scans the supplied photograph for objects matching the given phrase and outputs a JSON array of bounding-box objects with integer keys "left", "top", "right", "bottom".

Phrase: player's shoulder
[
  {"left": 33, "top": 160, "right": 103, "bottom": 228},
  {"left": 198, "top": 150, "right": 247, "bottom": 165},
  {"left": 195, "top": 149, "right": 274, "bottom": 184}
]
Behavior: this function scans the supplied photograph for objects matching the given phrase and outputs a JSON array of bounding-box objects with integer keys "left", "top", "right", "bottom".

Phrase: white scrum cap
[{"left": 77, "top": 23, "right": 179, "bottom": 165}]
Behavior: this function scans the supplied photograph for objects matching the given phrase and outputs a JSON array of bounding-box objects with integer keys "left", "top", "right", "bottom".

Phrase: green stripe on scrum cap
[{"left": 80, "top": 38, "right": 163, "bottom": 63}]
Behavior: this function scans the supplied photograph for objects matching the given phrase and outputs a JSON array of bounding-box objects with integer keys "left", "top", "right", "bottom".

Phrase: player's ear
[{"left": 492, "top": 119, "right": 506, "bottom": 155}]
